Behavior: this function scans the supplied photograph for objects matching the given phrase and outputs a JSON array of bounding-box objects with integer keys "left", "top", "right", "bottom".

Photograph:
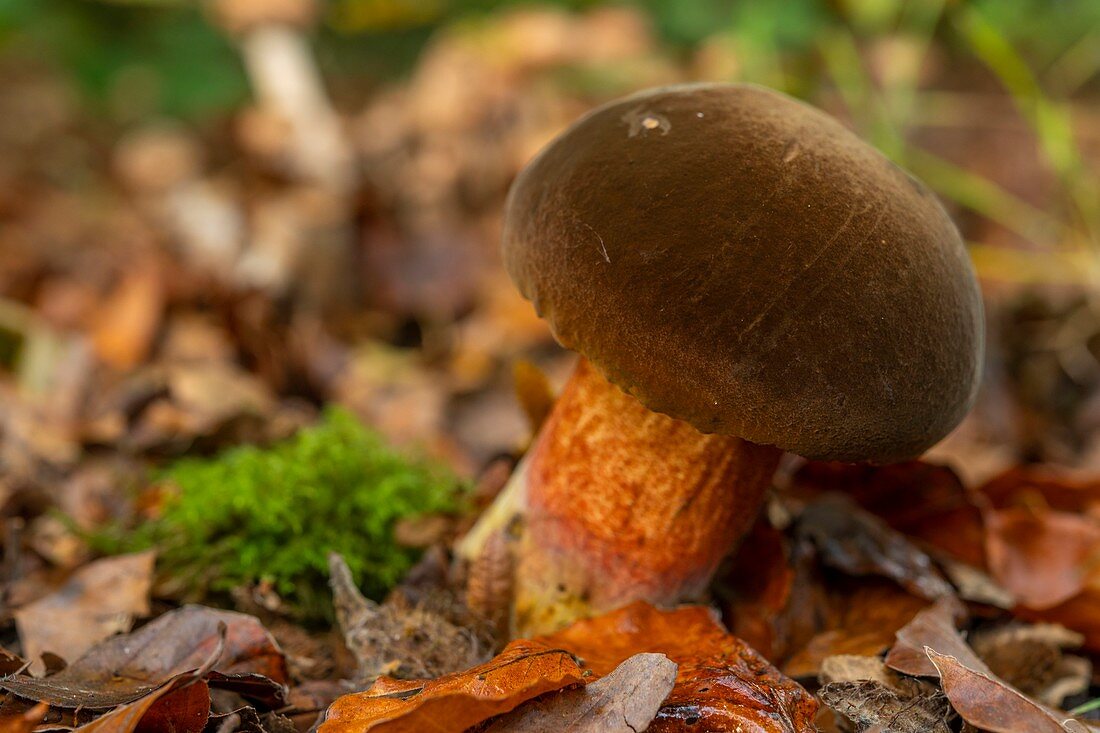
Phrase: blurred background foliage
[
  {"left": 3, "top": 0, "right": 1100, "bottom": 477},
  {"left": 2, "top": 0, "right": 1099, "bottom": 265}
]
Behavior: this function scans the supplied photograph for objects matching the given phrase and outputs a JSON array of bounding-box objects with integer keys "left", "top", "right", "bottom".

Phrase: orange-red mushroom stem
[{"left": 513, "top": 358, "right": 781, "bottom": 634}]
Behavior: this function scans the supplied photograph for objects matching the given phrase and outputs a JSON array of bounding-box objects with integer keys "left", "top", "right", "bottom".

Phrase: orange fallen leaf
[
  {"left": 91, "top": 264, "right": 164, "bottom": 371},
  {"left": 318, "top": 640, "right": 583, "bottom": 733},
  {"left": 783, "top": 581, "right": 930, "bottom": 678},
  {"left": 979, "top": 466, "right": 1100, "bottom": 515},
  {"left": 537, "top": 602, "right": 817, "bottom": 732},
  {"left": 984, "top": 506, "right": 1100, "bottom": 610},
  {"left": 0, "top": 703, "right": 47, "bottom": 733}
]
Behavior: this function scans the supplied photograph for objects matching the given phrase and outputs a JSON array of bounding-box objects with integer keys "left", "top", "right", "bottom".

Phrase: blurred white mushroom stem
[{"left": 211, "top": 0, "right": 355, "bottom": 193}]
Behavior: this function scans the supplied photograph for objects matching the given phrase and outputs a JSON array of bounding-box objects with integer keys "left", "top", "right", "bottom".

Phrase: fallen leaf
[
  {"left": 792, "top": 461, "right": 986, "bottom": 567},
  {"left": 484, "top": 653, "right": 677, "bottom": 732},
  {"left": 720, "top": 518, "right": 798, "bottom": 661},
  {"left": 969, "top": 623, "right": 1090, "bottom": 707},
  {"left": 538, "top": 602, "right": 818, "bottom": 732},
  {"left": 1020, "top": 592, "right": 1100, "bottom": 653},
  {"left": 783, "top": 581, "right": 930, "bottom": 678},
  {"left": 935, "top": 555, "right": 1015, "bottom": 608},
  {"left": 984, "top": 505, "right": 1100, "bottom": 610},
  {"left": 926, "top": 649, "right": 1094, "bottom": 733},
  {"left": 329, "top": 554, "right": 491, "bottom": 683},
  {"left": 818, "top": 655, "right": 951, "bottom": 733},
  {"left": 90, "top": 264, "right": 164, "bottom": 371},
  {"left": 979, "top": 466, "right": 1100, "bottom": 515},
  {"left": 14, "top": 552, "right": 155, "bottom": 674},
  {"left": 76, "top": 677, "right": 210, "bottom": 733},
  {"left": 0, "top": 703, "right": 47, "bottom": 733},
  {"left": 797, "top": 495, "right": 954, "bottom": 601},
  {"left": 1, "top": 605, "right": 287, "bottom": 709},
  {"left": 884, "top": 596, "right": 981, "bottom": 678},
  {"left": 318, "top": 640, "right": 583, "bottom": 733}
]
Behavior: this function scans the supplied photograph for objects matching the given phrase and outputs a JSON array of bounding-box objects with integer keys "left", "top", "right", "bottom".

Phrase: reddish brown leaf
[
  {"left": 797, "top": 496, "right": 954, "bottom": 601},
  {"left": 75, "top": 677, "right": 209, "bottom": 733},
  {"left": 722, "top": 524, "right": 833, "bottom": 667},
  {"left": 792, "top": 461, "right": 986, "bottom": 567},
  {"left": 317, "top": 640, "right": 583, "bottom": 733},
  {"left": 538, "top": 602, "right": 818, "bottom": 732},
  {"left": 884, "top": 596, "right": 982, "bottom": 678},
  {"left": 984, "top": 506, "right": 1100, "bottom": 610},
  {"left": 783, "top": 582, "right": 930, "bottom": 678},
  {"left": 925, "top": 649, "right": 1090, "bottom": 733},
  {"left": 0, "top": 703, "right": 47, "bottom": 733},
  {"left": 979, "top": 466, "right": 1100, "bottom": 515},
  {"left": 1018, "top": 591, "right": 1100, "bottom": 653}
]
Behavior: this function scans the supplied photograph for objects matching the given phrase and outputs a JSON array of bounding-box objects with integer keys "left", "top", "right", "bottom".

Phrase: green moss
[{"left": 98, "top": 407, "right": 463, "bottom": 623}]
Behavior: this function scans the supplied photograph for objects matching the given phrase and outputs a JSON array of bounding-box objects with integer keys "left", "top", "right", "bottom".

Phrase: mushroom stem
[{"left": 512, "top": 357, "right": 781, "bottom": 635}]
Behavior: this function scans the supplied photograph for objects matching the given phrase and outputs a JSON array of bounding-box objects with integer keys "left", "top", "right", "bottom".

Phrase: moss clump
[{"left": 103, "top": 407, "right": 462, "bottom": 623}]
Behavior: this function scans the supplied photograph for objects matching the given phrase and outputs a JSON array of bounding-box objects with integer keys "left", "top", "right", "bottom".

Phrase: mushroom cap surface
[{"left": 502, "top": 83, "right": 983, "bottom": 462}]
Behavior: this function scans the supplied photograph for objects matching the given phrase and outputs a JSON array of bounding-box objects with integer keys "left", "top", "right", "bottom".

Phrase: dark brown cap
[{"left": 502, "top": 83, "right": 983, "bottom": 462}]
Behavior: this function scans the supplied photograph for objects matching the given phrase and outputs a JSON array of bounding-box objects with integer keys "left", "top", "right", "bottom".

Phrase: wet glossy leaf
[
  {"left": 318, "top": 640, "right": 583, "bottom": 733},
  {"left": 484, "top": 653, "right": 677, "bottom": 732},
  {"left": 537, "top": 602, "right": 818, "bottom": 732}
]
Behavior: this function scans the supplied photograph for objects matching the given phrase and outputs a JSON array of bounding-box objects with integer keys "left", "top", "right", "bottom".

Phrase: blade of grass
[
  {"left": 906, "top": 147, "right": 1068, "bottom": 245},
  {"left": 952, "top": 4, "right": 1099, "bottom": 248}
]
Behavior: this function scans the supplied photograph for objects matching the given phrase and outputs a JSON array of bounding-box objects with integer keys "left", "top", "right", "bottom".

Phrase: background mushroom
[{"left": 463, "top": 82, "right": 984, "bottom": 635}]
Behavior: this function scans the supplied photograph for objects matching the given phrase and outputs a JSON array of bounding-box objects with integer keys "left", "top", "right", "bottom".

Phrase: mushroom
[
  {"left": 465, "top": 83, "right": 984, "bottom": 635},
  {"left": 210, "top": 0, "right": 354, "bottom": 192}
]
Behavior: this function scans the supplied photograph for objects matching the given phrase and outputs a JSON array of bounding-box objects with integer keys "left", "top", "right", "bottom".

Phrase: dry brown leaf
[
  {"left": 329, "top": 554, "right": 490, "bottom": 683},
  {"left": 14, "top": 551, "right": 155, "bottom": 673},
  {"left": 90, "top": 265, "right": 164, "bottom": 370},
  {"left": 792, "top": 461, "right": 986, "bottom": 568},
  {"left": 1, "top": 605, "right": 287, "bottom": 710},
  {"left": 318, "top": 640, "right": 584, "bottom": 733},
  {"left": 797, "top": 495, "right": 955, "bottom": 601},
  {"left": 926, "top": 649, "right": 1095, "bottom": 733},
  {"left": 721, "top": 518, "right": 798, "bottom": 660},
  {"left": 969, "top": 623, "right": 1090, "bottom": 706},
  {"left": 984, "top": 505, "right": 1100, "bottom": 610},
  {"left": 979, "top": 466, "right": 1100, "bottom": 515},
  {"left": 818, "top": 656, "right": 951, "bottom": 733},
  {"left": 1018, "top": 592, "right": 1100, "bottom": 653},
  {"left": 537, "top": 602, "right": 818, "bottom": 732},
  {"left": 484, "top": 652, "right": 677, "bottom": 732},
  {"left": 884, "top": 596, "right": 980, "bottom": 678}
]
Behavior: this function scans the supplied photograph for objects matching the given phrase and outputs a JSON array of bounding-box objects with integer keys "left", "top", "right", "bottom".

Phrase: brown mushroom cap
[{"left": 503, "top": 83, "right": 983, "bottom": 462}]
